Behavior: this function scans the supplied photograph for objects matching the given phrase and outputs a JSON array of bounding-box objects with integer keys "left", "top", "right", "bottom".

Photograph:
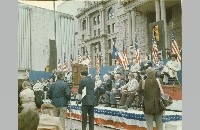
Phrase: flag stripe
[
  {"left": 118, "top": 52, "right": 126, "bottom": 69},
  {"left": 96, "top": 57, "right": 100, "bottom": 75},
  {"left": 123, "top": 44, "right": 129, "bottom": 70},
  {"left": 171, "top": 33, "right": 181, "bottom": 61},
  {"left": 135, "top": 34, "right": 141, "bottom": 64},
  {"left": 152, "top": 38, "right": 158, "bottom": 63}
]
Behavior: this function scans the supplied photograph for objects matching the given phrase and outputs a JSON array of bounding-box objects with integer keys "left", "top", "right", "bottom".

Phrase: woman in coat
[
  {"left": 137, "top": 67, "right": 164, "bottom": 130},
  {"left": 19, "top": 81, "right": 38, "bottom": 112}
]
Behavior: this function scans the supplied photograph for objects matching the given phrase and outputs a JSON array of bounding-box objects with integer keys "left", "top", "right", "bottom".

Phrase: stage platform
[{"left": 66, "top": 101, "right": 182, "bottom": 130}]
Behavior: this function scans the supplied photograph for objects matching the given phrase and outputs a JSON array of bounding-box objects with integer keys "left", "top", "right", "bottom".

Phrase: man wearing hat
[
  {"left": 119, "top": 73, "right": 139, "bottom": 110},
  {"left": 47, "top": 70, "right": 71, "bottom": 130},
  {"left": 162, "top": 54, "right": 181, "bottom": 84},
  {"left": 37, "top": 103, "right": 63, "bottom": 130},
  {"left": 78, "top": 70, "right": 95, "bottom": 130}
]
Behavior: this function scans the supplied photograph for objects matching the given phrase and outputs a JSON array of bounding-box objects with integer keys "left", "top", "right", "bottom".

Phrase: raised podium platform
[
  {"left": 71, "top": 85, "right": 182, "bottom": 111},
  {"left": 66, "top": 102, "right": 182, "bottom": 130}
]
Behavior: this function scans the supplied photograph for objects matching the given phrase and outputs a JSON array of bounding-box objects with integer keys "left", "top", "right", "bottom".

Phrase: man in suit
[
  {"left": 104, "top": 74, "right": 125, "bottom": 108},
  {"left": 78, "top": 70, "right": 95, "bottom": 130},
  {"left": 94, "top": 74, "right": 112, "bottom": 105},
  {"left": 47, "top": 70, "right": 71, "bottom": 130}
]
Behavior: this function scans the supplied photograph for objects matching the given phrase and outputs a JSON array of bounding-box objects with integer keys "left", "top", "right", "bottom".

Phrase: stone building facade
[
  {"left": 76, "top": 0, "right": 182, "bottom": 67},
  {"left": 18, "top": 2, "right": 75, "bottom": 78}
]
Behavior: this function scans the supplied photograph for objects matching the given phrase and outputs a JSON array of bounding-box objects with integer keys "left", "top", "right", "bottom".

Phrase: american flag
[
  {"left": 85, "top": 48, "right": 91, "bottom": 68},
  {"left": 134, "top": 34, "right": 141, "bottom": 64},
  {"left": 123, "top": 43, "right": 129, "bottom": 70},
  {"left": 96, "top": 56, "right": 100, "bottom": 75},
  {"left": 118, "top": 51, "right": 126, "bottom": 69},
  {"left": 112, "top": 43, "right": 119, "bottom": 60},
  {"left": 152, "top": 37, "right": 158, "bottom": 63},
  {"left": 62, "top": 60, "right": 67, "bottom": 72},
  {"left": 77, "top": 50, "right": 83, "bottom": 64},
  {"left": 70, "top": 54, "right": 73, "bottom": 70},
  {"left": 57, "top": 59, "right": 62, "bottom": 70},
  {"left": 87, "top": 54, "right": 91, "bottom": 68},
  {"left": 171, "top": 32, "right": 181, "bottom": 61}
]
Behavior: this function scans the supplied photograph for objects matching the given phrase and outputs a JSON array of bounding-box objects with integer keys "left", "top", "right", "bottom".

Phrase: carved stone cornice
[{"left": 76, "top": 1, "right": 108, "bottom": 18}]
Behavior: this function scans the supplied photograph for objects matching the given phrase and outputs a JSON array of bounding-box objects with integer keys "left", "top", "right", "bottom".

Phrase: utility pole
[{"left": 53, "top": 1, "right": 56, "bottom": 42}]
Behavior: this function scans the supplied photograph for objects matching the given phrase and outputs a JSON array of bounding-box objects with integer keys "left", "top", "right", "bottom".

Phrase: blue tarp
[
  {"left": 29, "top": 71, "right": 52, "bottom": 83},
  {"left": 89, "top": 59, "right": 182, "bottom": 84},
  {"left": 29, "top": 59, "right": 182, "bottom": 84}
]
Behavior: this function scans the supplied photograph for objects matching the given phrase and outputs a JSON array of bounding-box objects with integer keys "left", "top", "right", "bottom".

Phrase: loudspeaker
[{"left": 49, "top": 40, "right": 57, "bottom": 72}]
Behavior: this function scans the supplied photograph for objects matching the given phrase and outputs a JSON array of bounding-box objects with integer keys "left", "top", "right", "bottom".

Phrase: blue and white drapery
[{"left": 67, "top": 105, "right": 182, "bottom": 129}]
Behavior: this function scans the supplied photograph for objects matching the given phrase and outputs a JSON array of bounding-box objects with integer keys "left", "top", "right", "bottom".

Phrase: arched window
[{"left": 108, "top": 7, "right": 115, "bottom": 20}]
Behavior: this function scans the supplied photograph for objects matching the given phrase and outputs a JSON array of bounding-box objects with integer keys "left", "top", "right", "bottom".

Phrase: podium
[{"left": 72, "top": 63, "right": 88, "bottom": 86}]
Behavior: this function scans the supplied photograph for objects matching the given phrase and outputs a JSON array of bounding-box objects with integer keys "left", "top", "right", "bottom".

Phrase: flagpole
[{"left": 53, "top": 1, "right": 56, "bottom": 42}]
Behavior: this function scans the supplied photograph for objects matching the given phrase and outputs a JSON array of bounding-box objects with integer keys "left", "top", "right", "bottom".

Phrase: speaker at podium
[{"left": 72, "top": 63, "right": 88, "bottom": 86}]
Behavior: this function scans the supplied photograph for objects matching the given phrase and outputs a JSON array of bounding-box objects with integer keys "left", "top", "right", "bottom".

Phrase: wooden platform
[{"left": 162, "top": 85, "right": 182, "bottom": 100}]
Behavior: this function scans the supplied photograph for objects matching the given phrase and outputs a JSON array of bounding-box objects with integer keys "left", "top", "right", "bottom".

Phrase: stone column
[
  {"left": 87, "top": 15, "right": 90, "bottom": 38},
  {"left": 128, "top": 11, "right": 132, "bottom": 46},
  {"left": 155, "top": 0, "right": 161, "bottom": 21},
  {"left": 100, "top": 10, "right": 102, "bottom": 29},
  {"left": 101, "top": 9, "right": 105, "bottom": 34},
  {"left": 131, "top": 10, "right": 136, "bottom": 45},
  {"left": 160, "top": 0, "right": 168, "bottom": 48}
]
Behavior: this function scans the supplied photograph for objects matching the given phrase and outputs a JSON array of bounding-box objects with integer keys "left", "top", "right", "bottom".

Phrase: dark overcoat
[
  {"left": 137, "top": 77, "right": 164, "bottom": 114},
  {"left": 78, "top": 76, "right": 95, "bottom": 106},
  {"left": 47, "top": 79, "right": 71, "bottom": 107}
]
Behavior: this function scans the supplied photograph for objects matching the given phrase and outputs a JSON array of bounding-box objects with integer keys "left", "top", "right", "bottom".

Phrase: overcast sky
[
  {"left": 18, "top": 0, "right": 64, "bottom": 11},
  {"left": 18, "top": 0, "right": 87, "bottom": 16}
]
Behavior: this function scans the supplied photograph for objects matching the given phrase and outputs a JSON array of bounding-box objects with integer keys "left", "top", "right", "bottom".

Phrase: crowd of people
[
  {"left": 92, "top": 54, "right": 181, "bottom": 109},
  {"left": 18, "top": 54, "right": 181, "bottom": 130},
  {"left": 82, "top": 54, "right": 181, "bottom": 130},
  {"left": 18, "top": 70, "right": 71, "bottom": 130}
]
